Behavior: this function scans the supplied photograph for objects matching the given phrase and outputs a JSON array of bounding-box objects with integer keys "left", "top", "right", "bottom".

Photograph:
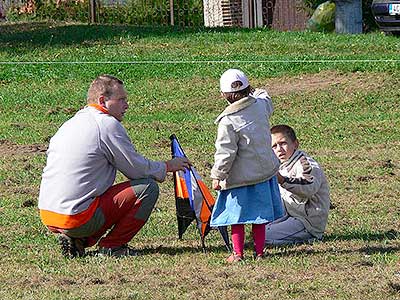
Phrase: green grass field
[{"left": 0, "top": 22, "right": 399, "bottom": 299}]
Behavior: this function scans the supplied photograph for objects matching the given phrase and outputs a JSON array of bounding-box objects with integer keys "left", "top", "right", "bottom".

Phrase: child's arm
[
  {"left": 211, "top": 122, "right": 238, "bottom": 183},
  {"left": 252, "top": 88, "right": 271, "bottom": 99},
  {"left": 252, "top": 88, "right": 274, "bottom": 117},
  {"left": 280, "top": 157, "right": 323, "bottom": 200}
]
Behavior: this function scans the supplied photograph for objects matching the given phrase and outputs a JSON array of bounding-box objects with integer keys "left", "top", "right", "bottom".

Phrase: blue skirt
[{"left": 210, "top": 177, "right": 284, "bottom": 226}]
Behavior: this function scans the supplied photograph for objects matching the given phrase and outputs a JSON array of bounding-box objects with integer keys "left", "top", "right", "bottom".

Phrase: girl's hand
[{"left": 212, "top": 179, "right": 221, "bottom": 190}]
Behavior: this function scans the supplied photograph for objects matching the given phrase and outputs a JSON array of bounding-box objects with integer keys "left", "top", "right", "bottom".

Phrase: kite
[{"left": 170, "top": 134, "right": 231, "bottom": 252}]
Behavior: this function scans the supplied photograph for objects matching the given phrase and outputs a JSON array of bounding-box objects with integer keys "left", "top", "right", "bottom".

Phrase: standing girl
[{"left": 210, "top": 69, "right": 284, "bottom": 262}]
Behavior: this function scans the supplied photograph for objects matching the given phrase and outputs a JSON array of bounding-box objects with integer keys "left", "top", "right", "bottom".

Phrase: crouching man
[{"left": 38, "top": 75, "right": 190, "bottom": 258}]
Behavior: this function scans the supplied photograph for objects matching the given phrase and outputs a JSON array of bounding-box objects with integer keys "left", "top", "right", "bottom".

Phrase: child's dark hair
[
  {"left": 271, "top": 125, "right": 297, "bottom": 142},
  {"left": 223, "top": 82, "right": 251, "bottom": 103}
]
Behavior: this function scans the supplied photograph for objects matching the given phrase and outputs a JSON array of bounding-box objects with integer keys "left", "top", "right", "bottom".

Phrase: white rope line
[{"left": 0, "top": 59, "right": 400, "bottom": 64}]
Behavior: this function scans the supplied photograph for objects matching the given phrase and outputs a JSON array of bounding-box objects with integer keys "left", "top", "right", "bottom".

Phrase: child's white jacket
[
  {"left": 211, "top": 89, "right": 280, "bottom": 190},
  {"left": 279, "top": 150, "right": 330, "bottom": 238}
]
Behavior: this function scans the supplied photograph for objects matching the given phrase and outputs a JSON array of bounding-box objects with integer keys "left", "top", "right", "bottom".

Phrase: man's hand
[
  {"left": 166, "top": 157, "right": 191, "bottom": 172},
  {"left": 212, "top": 179, "right": 221, "bottom": 190}
]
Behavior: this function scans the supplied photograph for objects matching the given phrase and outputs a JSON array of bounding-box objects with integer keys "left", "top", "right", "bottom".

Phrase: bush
[
  {"left": 304, "top": 0, "right": 377, "bottom": 32},
  {"left": 6, "top": 0, "right": 89, "bottom": 22},
  {"left": 361, "top": 0, "right": 377, "bottom": 32},
  {"left": 306, "top": 1, "right": 336, "bottom": 32}
]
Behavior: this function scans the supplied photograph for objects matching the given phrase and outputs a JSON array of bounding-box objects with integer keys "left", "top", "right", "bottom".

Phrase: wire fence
[
  {"left": 1, "top": 0, "right": 310, "bottom": 30},
  {"left": 204, "top": 0, "right": 309, "bottom": 30},
  {"left": 95, "top": 0, "right": 204, "bottom": 27},
  {"left": 1, "top": 0, "right": 204, "bottom": 26}
]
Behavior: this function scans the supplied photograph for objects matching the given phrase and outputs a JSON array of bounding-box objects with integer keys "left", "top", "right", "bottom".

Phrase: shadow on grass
[
  {"left": 83, "top": 230, "right": 399, "bottom": 258},
  {"left": 84, "top": 243, "right": 230, "bottom": 258},
  {"left": 138, "top": 243, "right": 231, "bottom": 256},
  {"left": 0, "top": 21, "right": 252, "bottom": 54},
  {"left": 138, "top": 230, "right": 400, "bottom": 256},
  {"left": 323, "top": 229, "right": 399, "bottom": 242},
  {"left": 265, "top": 243, "right": 400, "bottom": 260},
  {"left": 263, "top": 229, "right": 400, "bottom": 258}
]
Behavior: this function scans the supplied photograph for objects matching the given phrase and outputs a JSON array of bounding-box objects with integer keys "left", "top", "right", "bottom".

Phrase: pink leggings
[{"left": 231, "top": 224, "right": 265, "bottom": 256}]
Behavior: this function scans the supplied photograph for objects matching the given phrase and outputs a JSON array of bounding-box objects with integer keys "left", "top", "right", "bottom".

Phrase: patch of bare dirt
[
  {"left": 0, "top": 139, "right": 47, "bottom": 156},
  {"left": 261, "top": 71, "right": 386, "bottom": 96},
  {"left": 46, "top": 106, "right": 78, "bottom": 116},
  {"left": 0, "top": 71, "right": 390, "bottom": 158}
]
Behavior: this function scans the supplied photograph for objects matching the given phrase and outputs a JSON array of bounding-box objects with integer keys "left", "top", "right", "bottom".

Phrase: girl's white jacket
[{"left": 211, "top": 89, "right": 279, "bottom": 190}]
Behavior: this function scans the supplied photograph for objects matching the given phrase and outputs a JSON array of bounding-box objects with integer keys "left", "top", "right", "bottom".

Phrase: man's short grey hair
[{"left": 87, "top": 75, "right": 124, "bottom": 103}]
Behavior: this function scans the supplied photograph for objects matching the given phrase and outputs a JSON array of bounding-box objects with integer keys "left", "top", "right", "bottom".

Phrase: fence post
[
  {"left": 249, "top": 0, "right": 254, "bottom": 28},
  {"left": 0, "top": 0, "right": 5, "bottom": 19},
  {"left": 89, "top": 0, "right": 97, "bottom": 24},
  {"left": 170, "top": 0, "right": 174, "bottom": 26}
]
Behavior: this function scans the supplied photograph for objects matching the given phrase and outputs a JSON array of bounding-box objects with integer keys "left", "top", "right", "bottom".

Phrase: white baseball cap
[{"left": 220, "top": 69, "right": 249, "bottom": 93}]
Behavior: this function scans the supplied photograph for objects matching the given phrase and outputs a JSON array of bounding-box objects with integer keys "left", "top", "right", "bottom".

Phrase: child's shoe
[
  {"left": 254, "top": 254, "right": 264, "bottom": 261},
  {"left": 97, "top": 244, "right": 139, "bottom": 258},
  {"left": 226, "top": 253, "right": 244, "bottom": 263},
  {"left": 253, "top": 250, "right": 265, "bottom": 261}
]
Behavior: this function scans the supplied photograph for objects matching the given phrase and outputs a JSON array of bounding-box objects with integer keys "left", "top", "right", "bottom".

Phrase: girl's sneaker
[
  {"left": 226, "top": 253, "right": 244, "bottom": 263},
  {"left": 253, "top": 251, "right": 265, "bottom": 261},
  {"left": 254, "top": 254, "right": 264, "bottom": 261}
]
